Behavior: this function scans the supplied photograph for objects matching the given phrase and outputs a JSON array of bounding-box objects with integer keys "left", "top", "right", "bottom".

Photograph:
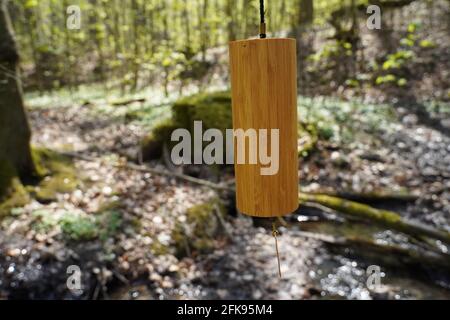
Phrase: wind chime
[{"left": 229, "top": 0, "right": 299, "bottom": 277}]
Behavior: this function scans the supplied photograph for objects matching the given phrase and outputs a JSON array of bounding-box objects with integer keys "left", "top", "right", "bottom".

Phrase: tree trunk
[
  {"left": 0, "top": 0, "right": 36, "bottom": 180},
  {"left": 299, "top": 0, "right": 314, "bottom": 26},
  {"left": 295, "top": 0, "right": 314, "bottom": 93},
  {"left": 131, "top": 0, "right": 140, "bottom": 92},
  {"left": 225, "top": 0, "right": 236, "bottom": 41}
]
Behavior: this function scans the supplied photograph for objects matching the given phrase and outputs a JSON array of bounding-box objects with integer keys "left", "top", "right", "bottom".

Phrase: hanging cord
[
  {"left": 259, "top": 0, "right": 266, "bottom": 38},
  {"left": 272, "top": 219, "right": 282, "bottom": 278}
]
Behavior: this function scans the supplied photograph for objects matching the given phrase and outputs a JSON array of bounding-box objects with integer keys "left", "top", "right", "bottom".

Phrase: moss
[
  {"left": 31, "top": 148, "right": 78, "bottom": 203},
  {"left": 299, "top": 193, "right": 402, "bottom": 224},
  {"left": 299, "top": 192, "right": 450, "bottom": 244},
  {"left": 298, "top": 122, "right": 319, "bottom": 158},
  {"left": 142, "top": 91, "right": 232, "bottom": 161},
  {"left": 1, "top": 148, "right": 79, "bottom": 217},
  {"left": 171, "top": 198, "right": 224, "bottom": 258},
  {"left": 142, "top": 91, "right": 327, "bottom": 162},
  {"left": 172, "top": 91, "right": 232, "bottom": 131},
  {"left": 98, "top": 209, "right": 123, "bottom": 241},
  {"left": 30, "top": 148, "right": 50, "bottom": 178},
  {"left": 0, "top": 160, "right": 30, "bottom": 218},
  {"left": 150, "top": 240, "right": 170, "bottom": 256},
  {"left": 141, "top": 119, "right": 179, "bottom": 161}
]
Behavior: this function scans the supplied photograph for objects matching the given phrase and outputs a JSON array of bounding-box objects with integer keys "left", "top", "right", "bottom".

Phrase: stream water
[
  {"left": 294, "top": 211, "right": 450, "bottom": 299},
  {"left": 2, "top": 203, "right": 450, "bottom": 300}
]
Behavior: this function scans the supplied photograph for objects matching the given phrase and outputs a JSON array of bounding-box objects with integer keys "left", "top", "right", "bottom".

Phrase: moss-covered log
[
  {"left": 141, "top": 91, "right": 320, "bottom": 161},
  {"left": 140, "top": 119, "right": 179, "bottom": 161},
  {"left": 306, "top": 190, "right": 419, "bottom": 203},
  {"left": 141, "top": 91, "right": 232, "bottom": 161},
  {"left": 299, "top": 193, "right": 450, "bottom": 244}
]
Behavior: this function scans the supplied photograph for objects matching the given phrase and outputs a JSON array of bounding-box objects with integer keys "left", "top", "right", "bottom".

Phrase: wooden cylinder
[{"left": 229, "top": 38, "right": 298, "bottom": 217}]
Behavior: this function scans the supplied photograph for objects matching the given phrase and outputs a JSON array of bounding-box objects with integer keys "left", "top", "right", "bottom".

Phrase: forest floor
[{"left": 0, "top": 92, "right": 449, "bottom": 299}]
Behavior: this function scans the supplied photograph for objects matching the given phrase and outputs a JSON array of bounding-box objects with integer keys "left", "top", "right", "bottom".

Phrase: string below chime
[{"left": 272, "top": 221, "right": 282, "bottom": 278}]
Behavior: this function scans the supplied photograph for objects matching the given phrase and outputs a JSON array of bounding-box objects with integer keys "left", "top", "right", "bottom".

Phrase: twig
[
  {"left": 61, "top": 151, "right": 234, "bottom": 192},
  {"left": 213, "top": 203, "right": 233, "bottom": 239}
]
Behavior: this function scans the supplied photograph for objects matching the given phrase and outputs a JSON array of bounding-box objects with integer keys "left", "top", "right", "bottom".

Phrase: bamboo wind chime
[{"left": 229, "top": 0, "right": 299, "bottom": 277}]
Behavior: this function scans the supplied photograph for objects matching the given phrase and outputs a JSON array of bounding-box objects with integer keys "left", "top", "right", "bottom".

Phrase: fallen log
[
  {"left": 295, "top": 230, "right": 450, "bottom": 269},
  {"left": 111, "top": 98, "right": 146, "bottom": 106},
  {"left": 299, "top": 193, "right": 450, "bottom": 245},
  {"left": 307, "top": 190, "right": 419, "bottom": 203}
]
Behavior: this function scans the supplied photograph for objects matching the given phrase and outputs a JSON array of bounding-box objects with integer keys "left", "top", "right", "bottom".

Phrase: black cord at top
[
  {"left": 259, "top": 0, "right": 266, "bottom": 38},
  {"left": 260, "top": 0, "right": 265, "bottom": 24}
]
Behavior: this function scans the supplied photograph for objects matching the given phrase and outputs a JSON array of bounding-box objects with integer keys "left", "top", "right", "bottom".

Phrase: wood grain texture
[{"left": 229, "top": 38, "right": 298, "bottom": 217}]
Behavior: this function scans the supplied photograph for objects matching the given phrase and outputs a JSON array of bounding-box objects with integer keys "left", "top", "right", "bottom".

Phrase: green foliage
[
  {"left": 397, "top": 78, "right": 407, "bottom": 87},
  {"left": 308, "top": 40, "right": 352, "bottom": 64},
  {"left": 32, "top": 209, "right": 97, "bottom": 240},
  {"left": 419, "top": 40, "right": 436, "bottom": 48},
  {"left": 374, "top": 21, "right": 437, "bottom": 88},
  {"left": 345, "top": 79, "right": 360, "bottom": 88},
  {"left": 32, "top": 209, "right": 59, "bottom": 232},
  {"left": 99, "top": 210, "right": 123, "bottom": 240},
  {"left": 298, "top": 96, "right": 396, "bottom": 144},
  {"left": 32, "top": 203, "right": 123, "bottom": 242},
  {"left": 60, "top": 213, "right": 98, "bottom": 241},
  {"left": 407, "top": 22, "right": 418, "bottom": 33},
  {"left": 24, "top": 0, "right": 38, "bottom": 9},
  {"left": 11, "top": 0, "right": 444, "bottom": 99},
  {"left": 298, "top": 123, "right": 319, "bottom": 158},
  {"left": 382, "top": 51, "right": 414, "bottom": 70},
  {"left": 375, "top": 74, "right": 396, "bottom": 85},
  {"left": 423, "top": 100, "right": 450, "bottom": 116}
]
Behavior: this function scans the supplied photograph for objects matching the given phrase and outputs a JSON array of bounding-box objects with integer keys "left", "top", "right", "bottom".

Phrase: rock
[
  {"left": 402, "top": 114, "right": 418, "bottom": 126},
  {"left": 252, "top": 290, "right": 263, "bottom": 299},
  {"left": 171, "top": 197, "right": 224, "bottom": 258},
  {"left": 290, "top": 283, "right": 305, "bottom": 297},
  {"left": 422, "top": 167, "right": 438, "bottom": 176},
  {"left": 242, "top": 274, "right": 254, "bottom": 281},
  {"left": 6, "top": 248, "right": 21, "bottom": 257},
  {"left": 217, "top": 289, "right": 228, "bottom": 299}
]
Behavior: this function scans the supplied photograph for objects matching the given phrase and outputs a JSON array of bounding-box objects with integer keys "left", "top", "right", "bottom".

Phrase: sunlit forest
[{"left": 1, "top": 0, "right": 449, "bottom": 300}]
